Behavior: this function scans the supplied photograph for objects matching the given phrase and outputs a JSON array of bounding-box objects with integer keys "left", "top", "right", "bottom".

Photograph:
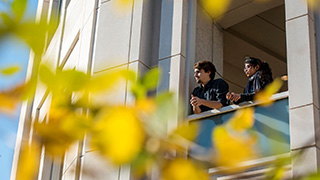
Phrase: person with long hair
[{"left": 226, "top": 57, "right": 273, "bottom": 103}]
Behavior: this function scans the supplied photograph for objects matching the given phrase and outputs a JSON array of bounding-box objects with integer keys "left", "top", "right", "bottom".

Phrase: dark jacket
[
  {"left": 237, "top": 71, "right": 272, "bottom": 103},
  {"left": 192, "top": 78, "right": 229, "bottom": 112}
]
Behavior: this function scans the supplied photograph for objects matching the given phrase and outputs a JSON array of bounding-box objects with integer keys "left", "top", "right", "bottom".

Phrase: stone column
[
  {"left": 212, "top": 23, "right": 223, "bottom": 78},
  {"left": 157, "top": 0, "right": 189, "bottom": 132},
  {"left": 285, "top": 0, "right": 320, "bottom": 177}
]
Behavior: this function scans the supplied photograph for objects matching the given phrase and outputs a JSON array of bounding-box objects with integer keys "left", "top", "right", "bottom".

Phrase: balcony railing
[{"left": 188, "top": 91, "right": 290, "bottom": 159}]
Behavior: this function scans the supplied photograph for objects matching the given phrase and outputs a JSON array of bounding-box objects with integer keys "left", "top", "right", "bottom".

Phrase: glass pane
[{"left": 189, "top": 98, "right": 290, "bottom": 159}]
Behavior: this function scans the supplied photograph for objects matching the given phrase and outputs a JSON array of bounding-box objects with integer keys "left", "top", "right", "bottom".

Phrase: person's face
[
  {"left": 194, "top": 68, "right": 211, "bottom": 84},
  {"left": 244, "top": 63, "right": 259, "bottom": 77}
]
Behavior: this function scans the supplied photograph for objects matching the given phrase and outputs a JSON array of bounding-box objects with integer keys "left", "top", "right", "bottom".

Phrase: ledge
[
  {"left": 208, "top": 153, "right": 291, "bottom": 178},
  {"left": 188, "top": 91, "right": 289, "bottom": 121}
]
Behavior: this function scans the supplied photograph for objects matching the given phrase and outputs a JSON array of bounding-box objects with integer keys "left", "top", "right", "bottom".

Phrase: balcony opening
[
  {"left": 188, "top": 1, "right": 290, "bottom": 174},
  {"left": 191, "top": 0, "right": 287, "bottom": 112}
]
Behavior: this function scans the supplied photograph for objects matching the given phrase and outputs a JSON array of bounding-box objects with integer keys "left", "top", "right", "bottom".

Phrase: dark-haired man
[{"left": 190, "top": 61, "right": 229, "bottom": 114}]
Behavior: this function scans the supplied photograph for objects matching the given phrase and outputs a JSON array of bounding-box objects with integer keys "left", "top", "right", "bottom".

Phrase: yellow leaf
[
  {"left": 213, "top": 126, "right": 257, "bottom": 170},
  {"left": 91, "top": 107, "right": 145, "bottom": 164},
  {"left": 87, "top": 69, "right": 135, "bottom": 93},
  {"left": 135, "top": 98, "right": 156, "bottom": 115},
  {"left": 269, "top": 166, "right": 286, "bottom": 180},
  {"left": 200, "top": 0, "right": 232, "bottom": 18},
  {"left": 0, "top": 83, "right": 25, "bottom": 113},
  {"left": 170, "top": 123, "right": 199, "bottom": 142},
  {"left": 0, "top": 93, "right": 17, "bottom": 112},
  {"left": 161, "top": 159, "right": 209, "bottom": 180},
  {"left": 255, "top": 78, "right": 283, "bottom": 106},
  {"left": 33, "top": 102, "right": 89, "bottom": 156},
  {"left": 227, "top": 108, "right": 254, "bottom": 132},
  {"left": 34, "top": 120, "right": 72, "bottom": 155},
  {"left": 16, "top": 143, "right": 40, "bottom": 180},
  {"left": 1, "top": 65, "right": 20, "bottom": 76}
]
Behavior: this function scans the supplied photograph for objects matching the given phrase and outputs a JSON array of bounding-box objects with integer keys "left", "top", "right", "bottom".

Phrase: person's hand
[
  {"left": 226, "top": 92, "right": 241, "bottom": 102},
  {"left": 226, "top": 92, "right": 232, "bottom": 100},
  {"left": 190, "top": 94, "right": 203, "bottom": 107}
]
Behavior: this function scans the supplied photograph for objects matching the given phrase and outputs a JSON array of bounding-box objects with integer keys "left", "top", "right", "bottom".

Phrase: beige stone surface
[
  {"left": 78, "top": 12, "right": 94, "bottom": 72},
  {"left": 286, "top": 15, "right": 318, "bottom": 109},
  {"left": 63, "top": 142, "right": 80, "bottom": 176},
  {"left": 83, "top": 0, "right": 96, "bottom": 26},
  {"left": 93, "top": 1, "right": 133, "bottom": 73},
  {"left": 61, "top": 0, "right": 83, "bottom": 61},
  {"left": 291, "top": 146, "right": 320, "bottom": 178},
  {"left": 129, "top": 0, "right": 143, "bottom": 63},
  {"left": 289, "top": 105, "right": 319, "bottom": 150},
  {"left": 285, "top": 0, "right": 313, "bottom": 21},
  {"left": 91, "top": 65, "right": 128, "bottom": 107},
  {"left": 80, "top": 151, "right": 120, "bottom": 180},
  {"left": 62, "top": 158, "right": 76, "bottom": 180}
]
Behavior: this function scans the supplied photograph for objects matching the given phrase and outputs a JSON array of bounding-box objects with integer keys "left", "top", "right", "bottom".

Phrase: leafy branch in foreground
[{"left": 2, "top": 0, "right": 320, "bottom": 179}]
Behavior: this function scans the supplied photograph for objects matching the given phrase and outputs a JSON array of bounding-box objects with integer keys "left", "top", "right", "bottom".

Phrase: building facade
[{"left": 11, "top": 0, "right": 320, "bottom": 179}]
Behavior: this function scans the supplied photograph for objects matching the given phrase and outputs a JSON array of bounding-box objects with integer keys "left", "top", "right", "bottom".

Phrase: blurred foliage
[
  {"left": 213, "top": 108, "right": 258, "bottom": 171},
  {"left": 16, "top": 143, "right": 40, "bottom": 180},
  {"left": 1, "top": 0, "right": 320, "bottom": 180},
  {"left": 255, "top": 78, "right": 283, "bottom": 106},
  {"left": 199, "top": 0, "right": 231, "bottom": 18},
  {"left": 0, "top": 65, "right": 20, "bottom": 75},
  {"left": 161, "top": 158, "right": 209, "bottom": 180}
]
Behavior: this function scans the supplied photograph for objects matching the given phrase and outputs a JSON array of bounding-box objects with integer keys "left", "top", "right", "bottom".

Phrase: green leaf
[
  {"left": 57, "top": 69, "right": 90, "bottom": 92},
  {"left": 130, "top": 83, "right": 146, "bottom": 100},
  {"left": 1, "top": 65, "right": 20, "bottom": 76},
  {"left": 120, "top": 69, "right": 136, "bottom": 82},
  {"left": 15, "top": 20, "right": 56, "bottom": 55},
  {"left": 170, "top": 123, "right": 199, "bottom": 141},
  {"left": 12, "top": 0, "right": 27, "bottom": 21},
  {"left": 0, "top": 13, "right": 13, "bottom": 27},
  {"left": 38, "top": 64, "right": 56, "bottom": 88},
  {"left": 15, "top": 22, "right": 46, "bottom": 54},
  {"left": 87, "top": 69, "right": 136, "bottom": 93},
  {"left": 141, "top": 68, "right": 161, "bottom": 90}
]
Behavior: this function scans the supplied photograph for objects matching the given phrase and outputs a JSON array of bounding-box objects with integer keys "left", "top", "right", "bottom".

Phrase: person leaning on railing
[
  {"left": 226, "top": 57, "right": 273, "bottom": 104},
  {"left": 190, "top": 61, "right": 229, "bottom": 114}
]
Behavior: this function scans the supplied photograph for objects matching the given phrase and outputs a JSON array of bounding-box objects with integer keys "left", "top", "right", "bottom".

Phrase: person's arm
[
  {"left": 190, "top": 95, "right": 222, "bottom": 114},
  {"left": 226, "top": 92, "right": 254, "bottom": 104},
  {"left": 227, "top": 92, "right": 241, "bottom": 103}
]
